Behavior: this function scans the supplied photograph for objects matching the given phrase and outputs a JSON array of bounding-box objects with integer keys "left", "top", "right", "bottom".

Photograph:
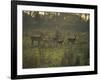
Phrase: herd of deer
[{"left": 31, "top": 31, "right": 77, "bottom": 48}]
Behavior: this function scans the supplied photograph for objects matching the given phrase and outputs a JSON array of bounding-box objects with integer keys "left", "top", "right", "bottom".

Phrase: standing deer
[
  {"left": 31, "top": 31, "right": 45, "bottom": 47},
  {"left": 42, "top": 34, "right": 50, "bottom": 48},
  {"left": 31, "top": 34, "right": 42, "bottom": 47},
  {"left": 52, "top": 30, "right": 64, "bottom": 47},
  {"left": 67, "top": 33, "right": 77, "bottom": 44}
]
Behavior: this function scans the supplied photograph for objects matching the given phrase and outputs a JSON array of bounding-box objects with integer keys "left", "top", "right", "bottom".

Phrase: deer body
[
  {"left": 68, "top": 38, "right": 76, "bottom": 44},
  {"left": 67, "top": 33, "right": 77, "bottom": 44},
  {"left": 31, "top": 35, "right": 42, "bottom": 47}
]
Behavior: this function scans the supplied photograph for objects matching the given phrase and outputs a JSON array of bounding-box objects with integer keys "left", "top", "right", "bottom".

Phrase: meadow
[
  {"left": 23, "top": 31, "right": 89, "bottom": 68},
  {"left": 22, "top": 11, "right": 89, "bottom": 68}
]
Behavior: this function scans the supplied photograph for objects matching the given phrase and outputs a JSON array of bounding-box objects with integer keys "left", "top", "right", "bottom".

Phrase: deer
[
  {"left": 41, "top": 34, "right": 50, "bottom": 48},
  {"left": 67, "top": 33, "right": 77, "bottom": 44},
  {"left": 52, "top": 31, "right": 64, "bottom": 47},
  {"left": 57, "top": 38, "right": 64, "bottom": 45},
  {"left": 31, "top": 34, "right": 42, "bottom": 47},
  {"left": 31, "top": 31, "right": 44, "bottom": 48}
]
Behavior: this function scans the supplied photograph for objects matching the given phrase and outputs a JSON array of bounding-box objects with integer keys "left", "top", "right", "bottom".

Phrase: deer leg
[{"left": 31, "top": 39, "right": 34, "bottom": 47}]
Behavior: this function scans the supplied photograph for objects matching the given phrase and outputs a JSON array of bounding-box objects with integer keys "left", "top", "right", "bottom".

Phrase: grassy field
[
  {"left": 23, "top": 31, "right": 89, "bottom": 68},
  {"left": 22, "top": 11, "right": 89, "bottom": 68}
]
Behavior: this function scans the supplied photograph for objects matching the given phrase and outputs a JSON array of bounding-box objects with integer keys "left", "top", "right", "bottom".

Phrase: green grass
[{"left": 23, "top": 31, "right": 89, "bottom": 68}]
